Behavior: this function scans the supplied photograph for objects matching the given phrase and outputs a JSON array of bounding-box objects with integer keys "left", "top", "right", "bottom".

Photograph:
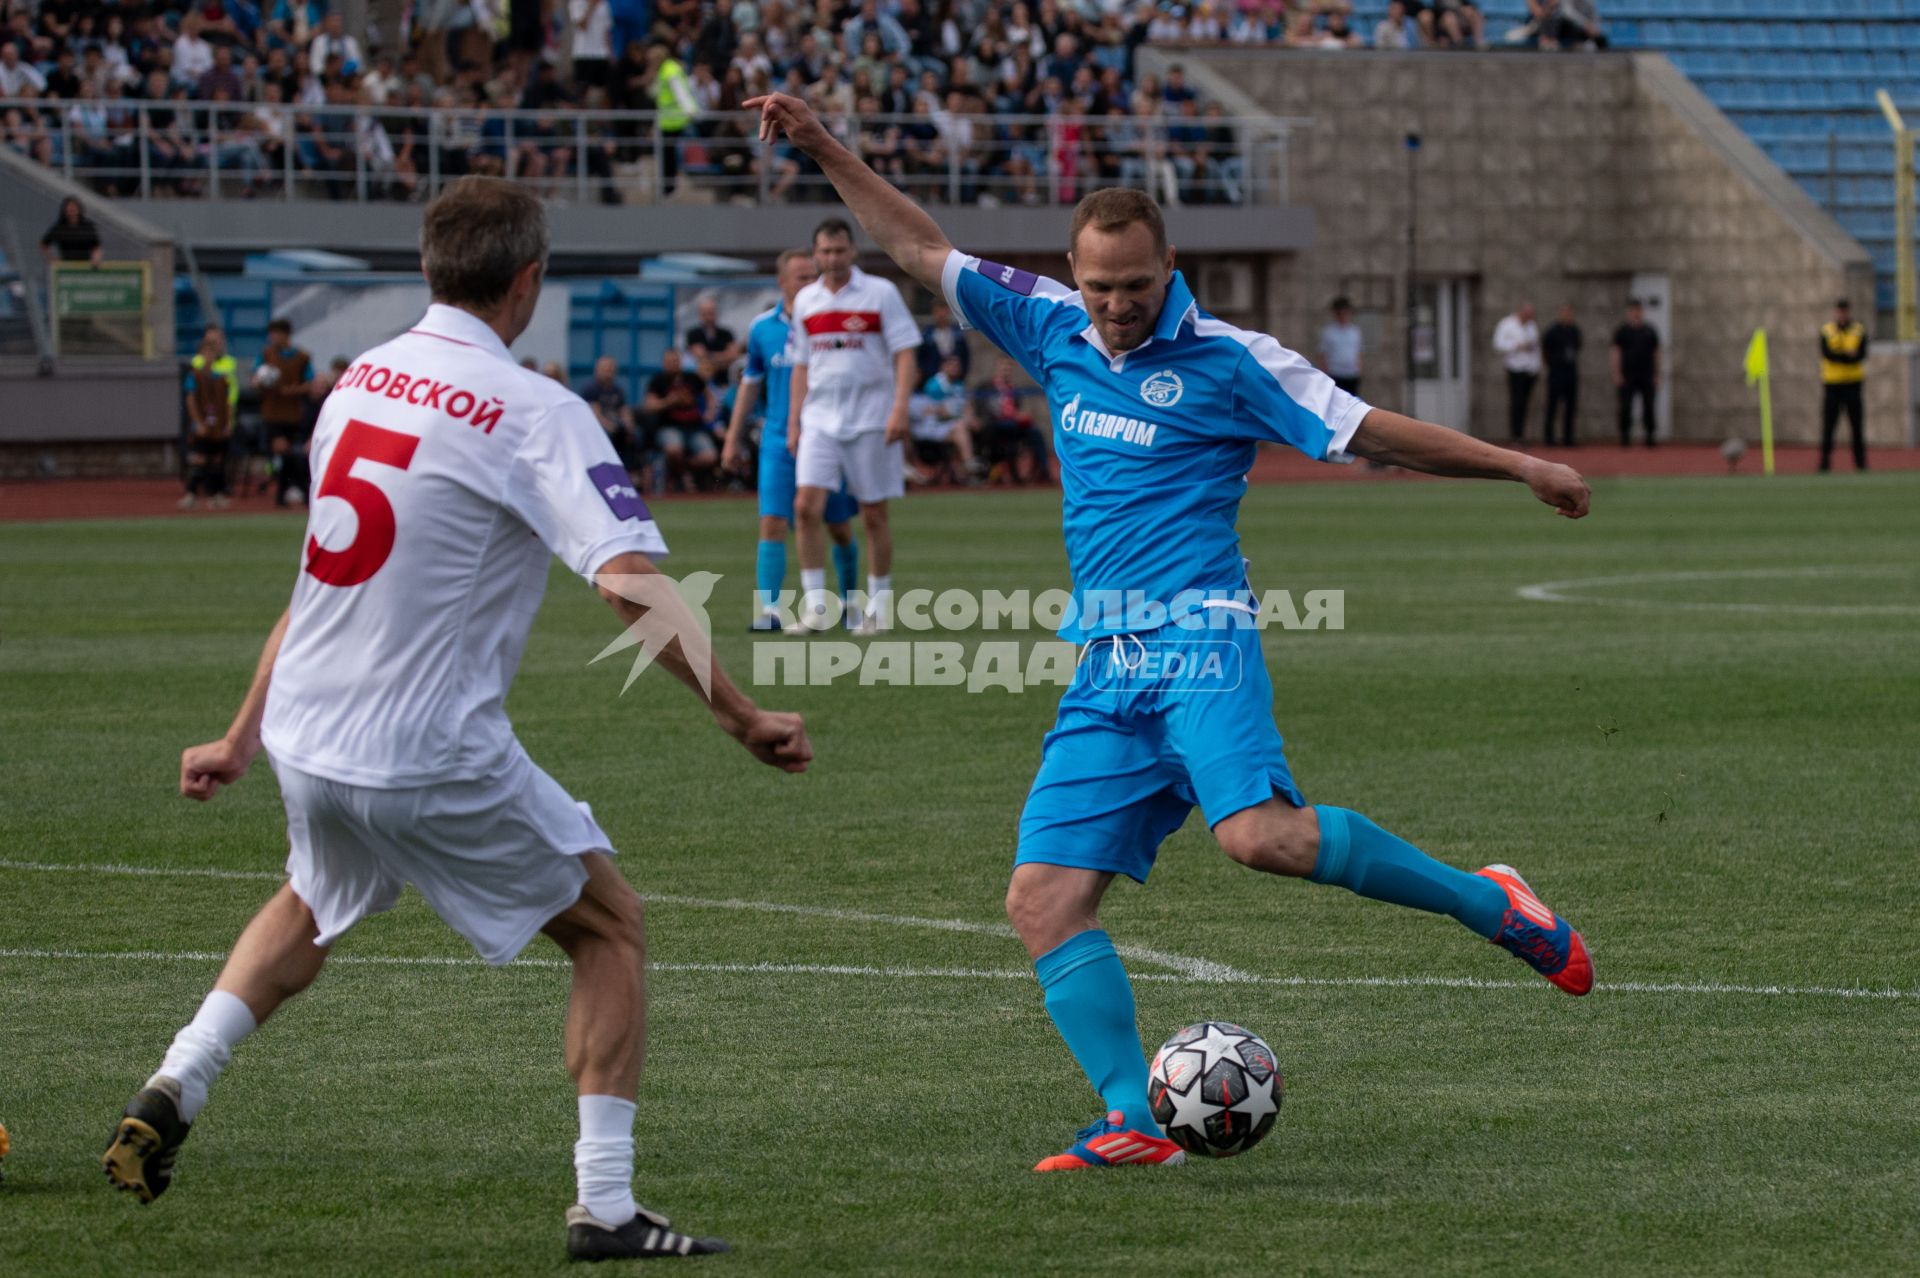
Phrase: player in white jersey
[
  {"left": 100, "top": 179, "right": 809, "bottom": 1262},
  {"left": 786, "top": 217, "right": 922, "bottom": 633}
]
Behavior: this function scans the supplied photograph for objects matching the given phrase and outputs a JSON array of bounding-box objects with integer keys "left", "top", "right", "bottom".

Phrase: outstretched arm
[
  {"left": 592, "top": 551, "right": 812, "bottom": 772},
  {"left": 1348, "top": 408, "right": 1590, "bottom": 519},
  {"left": 747, "top": 92, "right": 953, "bottom": 292},
  {"left": 180, "top": 608, "right": 290, "bottom": 800}
]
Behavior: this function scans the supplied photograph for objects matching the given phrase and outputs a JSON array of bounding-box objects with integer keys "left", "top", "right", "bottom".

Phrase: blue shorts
[
  {"left": 758, "top": 443, "right": 859, "bottom": 524},
  {"left": 1016, "top": 623, "right": 1305, "bottom": 884}
]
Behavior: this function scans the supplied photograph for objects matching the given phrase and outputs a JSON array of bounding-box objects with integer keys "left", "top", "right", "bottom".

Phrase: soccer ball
[
  {"left": 1148, "top": 1021, "right": 1283, "bottom": 1158},
  {"left": 252, "top": 364, "right": 282, "bottom": 390}
]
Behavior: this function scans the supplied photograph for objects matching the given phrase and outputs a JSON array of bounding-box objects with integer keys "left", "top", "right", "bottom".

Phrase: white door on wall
[
  {"left": 1410, "top": 279, "right": 1472, "bottom": 431},
  {"left": 1629, "top": 271, "right": 1672, "bottom": 440}
]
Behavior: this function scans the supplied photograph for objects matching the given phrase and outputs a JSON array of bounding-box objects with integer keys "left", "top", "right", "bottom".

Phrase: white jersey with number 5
[
  {"left": 789, "top": 265, "right": 921, "bottom": 439},
  {"left": 261, "top": 304, "right": 666, "bottom": 788}
]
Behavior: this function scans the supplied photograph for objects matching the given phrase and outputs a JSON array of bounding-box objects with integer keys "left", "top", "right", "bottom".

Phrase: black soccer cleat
[
  {"left": 101, "top": 1077, "right": 192, "bottom": 1204},
  {"left": 565, "top": 1204, "right": 730, "bottom": 1261}
]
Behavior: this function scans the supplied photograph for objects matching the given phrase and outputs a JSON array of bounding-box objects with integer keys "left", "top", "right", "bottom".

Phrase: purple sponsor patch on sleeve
[
  {"left": 588, "top": 461, "right": 651, "bottom": 521},
  {"left": 975, "top": 259, "right": 1039, "bottom": 297}
]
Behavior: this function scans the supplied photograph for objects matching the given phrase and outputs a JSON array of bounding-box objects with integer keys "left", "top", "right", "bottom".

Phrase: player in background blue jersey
[
  {"left": 722, "top": 248, "right": 863, "bottom": 631},
  {"left": 748, "top": 92, "right": 1597, "bottom": 1172}
]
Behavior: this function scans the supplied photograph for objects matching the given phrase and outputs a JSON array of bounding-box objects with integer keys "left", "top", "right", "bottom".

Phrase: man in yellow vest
[
  {"left": 647, "top": 42, "right": 695, "bottom": 196},
  {"left": 1818, "top": 298, "right": 1868, "bottom": 472},
  {"left": 189, "top": 324, "right": 239, "bottom": 416}
]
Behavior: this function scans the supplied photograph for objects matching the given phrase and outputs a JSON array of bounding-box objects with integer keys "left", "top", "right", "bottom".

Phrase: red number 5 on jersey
[{"left": 305, "top": 418, "right": 422, "bottom": 587}]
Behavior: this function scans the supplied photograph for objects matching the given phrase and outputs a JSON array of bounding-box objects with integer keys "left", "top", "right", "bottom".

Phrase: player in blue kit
[
  {"left": 748, "top": 92, "right": 1597, "bottom": 1172},
  {"left": 722, "top": 248, "right": 863, "bottom": 631}
]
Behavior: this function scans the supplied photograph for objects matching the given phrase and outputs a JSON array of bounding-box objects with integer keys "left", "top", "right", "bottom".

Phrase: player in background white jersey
[
  {"left": 787, "top": 217, "right": 922, "bottom": 633},
  {"left": 101, "top": 179, "right": 809, "bottom": 1262}
]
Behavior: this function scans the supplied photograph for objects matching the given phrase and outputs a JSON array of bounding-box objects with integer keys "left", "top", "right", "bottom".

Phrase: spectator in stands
[
  {"left": 40, "top": 197, "right": 102, "bottom": 265},
  {"left": 918, "top": 299, "right": 969, "bottom": 386},
  {"left": 909, "top": 351, "right": 980, "bottom": 483},
  {"left": 173, "top": 14, "right": 217, "bottom": 88},
  {"left": 582, "top": 354, "right": 640, "bottom": 472},
  {"left": 309, "top": 11, "right": 362, "bottom": 77},
  {"left": 1318, "top": 296, "right": 1363, "bottom": 397},
  {"left": 1542, "top": 303, "right": 1581, "bottom": 447},
  {"left": 1493, "top": 302, "right": 1542, "bottom": 443},
  {"left": 1525, "top": 0, "right": 1605, "bottom": 51},
  {"left": 1611, "top": 299, "right": 1659, "bottom": 447},
  {"left": 181, "top": 331, "right": 235, "bottom": 510},
  {"left": 1818, "top": 298, "right": 1868, "bottom": 471},
  {"left": 685, "top": 294, "right": 742, "bottom": 386},
  {"left": 257, "top": 317, "right": 315, "bottom": 505},
  {"left": 643, "top": 347, "right": 719, "bottom": 490},
  {"left": 1426, "top": 0, "right": 1486, "bottom": 49},
  {"left": 200, "top": 45, "right": 245, "bottom": 99},
  {"left": 0, "top": 40, "right": 46, "bottom": 97},
  {"left": 1375, "top": 0, "right": 1423, "bottom": 49},
  {"left": 974, "top": 356, "right": 1050, "bottom": 485}
]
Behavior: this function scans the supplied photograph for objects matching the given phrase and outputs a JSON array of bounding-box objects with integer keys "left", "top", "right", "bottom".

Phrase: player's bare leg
[
  {"left": 103, "top": 884, "right": 329, "bottom": 1203},
  {"left": 789, "top": 484, "right": 837, "bottom": 631},
  {"left": 1005, "top": 864, "right": 1184, "bottom": 1171},
  {"left": 1213, "top": 796, "right": 1592, "bottom": 994},
  {"left": 540, "top": 854, "right": 726, "bottom": 1259},
  {"left": 850, "top": 500, "right": 892, "bottom": 634}
]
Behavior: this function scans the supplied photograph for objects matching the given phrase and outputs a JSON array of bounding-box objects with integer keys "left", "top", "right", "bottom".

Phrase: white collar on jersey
[
  {"left": 817, "top": 264, "right": 867, "bottom": 297},
  {"left": 411, "top": 302, "right": 514, "bottom": 360}
]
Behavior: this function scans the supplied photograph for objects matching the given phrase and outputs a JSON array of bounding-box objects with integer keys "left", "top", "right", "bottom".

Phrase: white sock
[
  {"left": 574, "top": 1094, "right": 638, "bottom": 1226},
  {"left": 149, "top": 990, "right": 256, "bottom": 1122},
  {"left": 798, "top": 568, "right": 834, "bottom": 626},
  {"left": 866, "top": 574, "right": 892, "bottom": 619}
]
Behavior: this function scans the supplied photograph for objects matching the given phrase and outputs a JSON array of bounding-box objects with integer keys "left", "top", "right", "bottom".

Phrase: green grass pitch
[{"left": 2, "top": 472, "right": 1916, "bottom": 1276}]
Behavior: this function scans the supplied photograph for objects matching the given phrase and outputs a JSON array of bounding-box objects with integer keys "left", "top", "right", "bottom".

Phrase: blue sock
[
  {"left": 754, "top": 539, "right": 785, "bottom": 610},
  {"left": 831, "top": 540, "right": 859, "bottom": 601},
  {"left": 1033, "top": 930, "right": 1158, "bottom": 1135},
  {"left": 1310, "top": 806, "right": 1508, "bottom": 939}
]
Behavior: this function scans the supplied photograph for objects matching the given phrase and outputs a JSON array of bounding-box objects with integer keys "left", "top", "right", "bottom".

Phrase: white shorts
[
  {"left": 275, "top": 746, "right": 612, "bottom": 965},
  {"left": 794, "top": 427, "right": 904, "bottom": 504},
  {"left": 909, "top": 416, "right": 957, "bottom": 444}
]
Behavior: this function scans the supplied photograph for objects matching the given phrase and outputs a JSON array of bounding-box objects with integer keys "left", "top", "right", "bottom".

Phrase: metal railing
[{"left": 0, "top": 100, "right": 1300, "bottom": 208}]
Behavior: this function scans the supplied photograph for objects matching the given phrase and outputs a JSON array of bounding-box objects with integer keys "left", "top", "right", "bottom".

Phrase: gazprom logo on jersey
[
  {"left": 1058, "top": 394, "right": 1160, "bottom": 449},
  {"left": 1140, "top": 369, "right": 1184, "bottom": 408},
  {"left": 588, "top": 462, "right": 651, "bottom": 521}
]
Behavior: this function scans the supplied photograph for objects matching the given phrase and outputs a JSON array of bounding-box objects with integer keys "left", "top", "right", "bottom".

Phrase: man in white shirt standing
[
  {"left": 788, "top": 217, "right": 921, "bottom": 633},
  {"left": 1317, "top": 295, "right": 1363, "bottom": 399},
  {"left": 308, "top": 11, "right": 364, "bottom": 77},
  {"left": 100, "top": 178, "right": 809, "bottom": 1263},
  {"left": 1493, "top": 301, "right": 1542, "bottom": 443}
]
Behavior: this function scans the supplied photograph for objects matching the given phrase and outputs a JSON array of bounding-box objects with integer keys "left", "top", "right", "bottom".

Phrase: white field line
[
  {"left": 0, "top": 859, "right": 1904, "bottom": 997},
  {"left": 0, "top": 857, "right": 1251, "bottom": 983},
  {"left": 1515, "top": 566, "right": 1920, "bottom": 616},
  {"left": 0, "top": 946, "right": 1908, "bottom": 1001}
]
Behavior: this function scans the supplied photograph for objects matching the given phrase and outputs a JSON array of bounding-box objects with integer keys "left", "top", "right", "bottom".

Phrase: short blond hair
[{"left": 1068, "top": 188, "right": 1167, "bottom": 256}]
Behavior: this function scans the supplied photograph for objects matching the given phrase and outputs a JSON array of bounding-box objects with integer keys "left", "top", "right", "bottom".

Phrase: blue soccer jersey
[
  {"left": 740, "top": 303, "right": 797, "bottom": 456},
  {"left": 940, "top": 250, "right": 1371, "bottom": 641},
  {"left": 743, "top": 300, "right": 859, "bottom": 526}
]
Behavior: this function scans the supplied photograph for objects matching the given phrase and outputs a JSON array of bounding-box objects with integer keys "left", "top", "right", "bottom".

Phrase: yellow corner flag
[{"left": 1744, "top": 328, "right": 1775, "bottom": 476}]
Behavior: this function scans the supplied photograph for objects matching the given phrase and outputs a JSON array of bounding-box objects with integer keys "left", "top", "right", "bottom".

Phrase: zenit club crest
[{"left": 1140, "top": 370, "right": 1184, "bottom": 408}]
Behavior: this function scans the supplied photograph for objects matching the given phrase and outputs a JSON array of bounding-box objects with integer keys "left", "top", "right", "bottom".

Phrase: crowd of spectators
[{"left": 0, "top": 0, "right": 1377, "bottom": 206}]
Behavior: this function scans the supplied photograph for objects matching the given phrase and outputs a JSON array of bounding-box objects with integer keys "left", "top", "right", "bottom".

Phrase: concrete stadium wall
[{"left": 1158, "top": 48, "right": 1910, "bottom": 447}]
